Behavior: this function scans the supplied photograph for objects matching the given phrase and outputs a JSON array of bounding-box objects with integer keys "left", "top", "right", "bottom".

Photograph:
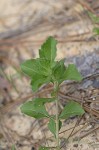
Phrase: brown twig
[{"left": 79, "top": 126, "right": 99, "bottom": 140}]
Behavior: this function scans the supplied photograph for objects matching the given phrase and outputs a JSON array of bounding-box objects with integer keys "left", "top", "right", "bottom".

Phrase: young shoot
[{"left": 20, "top": 36, "right": 85, "bottom": 150}]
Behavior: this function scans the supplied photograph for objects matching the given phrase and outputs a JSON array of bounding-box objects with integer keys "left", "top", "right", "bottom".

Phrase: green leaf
[
  {"left": 88, "top": 11, "right": 99, "bottom": 23},
  {"left": 59, "top": 101, "right": 85, "bottom": 119},
  {"left": 11, "top": 145, "right": 16, "bottom": 150},
  {"left": 31, "top": 74, "right": 50, "bottom": 91},
  {"left": 39, "top": 146, "right": 50, "bottom": 150},
  {"left": 63, "top": 64, "right": 83, "bottom": 81},
  {"left": 33, "top": 98, "right": 55, "bottom": 105},
  {"left": 52, "top": 59, "right": 66, "bottom": 83},
  {"left": 21, "top": 58, "right": 53, "bottom": 91},
  {"left": 21, "top": 58, "right": 52, "bottom": 77},
  {"left": 20, "top": 100, "right": 49, "bottom": 119},
  {"left": 59, "top": 120, "right": 62, "bottom": 130},
  {"left": 93, "top": 27, "right": 99, "bottom": 35},
  {"left": 48, "top": 119, "right": 56, "bottom": 137},
  {"left": 39, "top": 36, "right": 57, "bottom": 66},
  {"left": 48, "top": 119, "right": 62, "bottom": 137}
]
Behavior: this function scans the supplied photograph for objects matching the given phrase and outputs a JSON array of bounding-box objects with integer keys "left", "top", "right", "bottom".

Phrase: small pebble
[
  {"left": 31, "top": 147, "right": 35, "bottom": 150},
  {"left": 73, "top": 144, "right": 78, "bottom": 147}
]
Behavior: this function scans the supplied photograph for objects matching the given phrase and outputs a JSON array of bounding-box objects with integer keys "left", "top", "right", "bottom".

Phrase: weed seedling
[{"left": 20, "top": 36, "right": 85, "bottom": 150}]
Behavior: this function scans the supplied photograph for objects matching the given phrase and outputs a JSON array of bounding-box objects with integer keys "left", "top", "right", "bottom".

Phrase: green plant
[
  {"left": 20, "top": 36, "right": 85, "bottom": 150},
  {"left": 88, "top": 11, "right": 99, "bottom": 35},
  {"left": 11, "top": 145, "right": 16, "bottom": 150}
]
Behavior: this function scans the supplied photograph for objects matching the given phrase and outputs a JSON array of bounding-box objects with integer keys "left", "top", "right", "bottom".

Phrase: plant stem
[{"left": 54, "top": 81, "right": 60, "bottom": 150}]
